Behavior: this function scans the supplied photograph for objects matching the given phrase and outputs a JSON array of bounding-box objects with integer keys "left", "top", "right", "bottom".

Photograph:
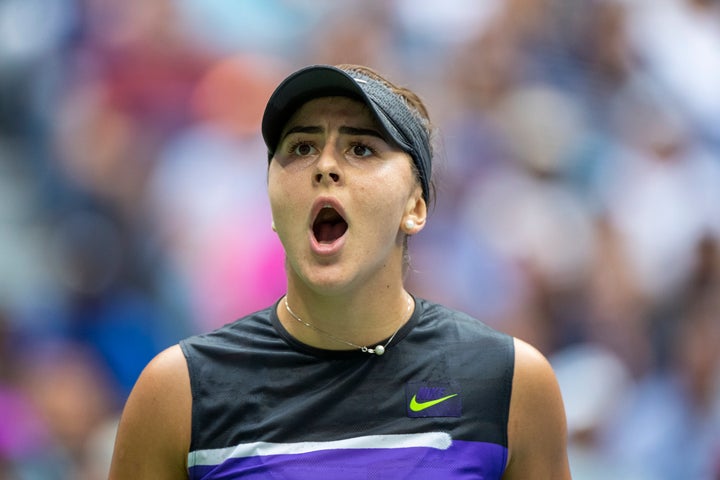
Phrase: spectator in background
[{"left": 145, "top": 55, "right": 287, "bottom": 331}]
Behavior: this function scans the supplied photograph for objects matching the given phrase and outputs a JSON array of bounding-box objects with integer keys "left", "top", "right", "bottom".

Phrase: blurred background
[{"left": 0, "top": 0, "right": 719, "bottom": 478}]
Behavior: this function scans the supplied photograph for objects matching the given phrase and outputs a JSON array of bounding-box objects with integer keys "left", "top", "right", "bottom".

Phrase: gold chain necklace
[{"left": 283, "top": 295, "right": 412, "bottom": 356}]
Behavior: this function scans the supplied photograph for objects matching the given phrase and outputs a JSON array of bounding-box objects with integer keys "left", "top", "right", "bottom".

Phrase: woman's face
[{"left": 268, "top": 96, "right": 425, "bottom": 296}]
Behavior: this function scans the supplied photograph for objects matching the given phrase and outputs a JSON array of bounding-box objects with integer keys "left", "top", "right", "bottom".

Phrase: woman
[{"left": 109, "top": 64, "right": 571, "bottom": 479}]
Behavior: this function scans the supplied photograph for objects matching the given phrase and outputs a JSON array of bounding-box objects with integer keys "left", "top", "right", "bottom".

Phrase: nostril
[{"left": 315, "top": 172, "right": 341, "bottom": 183}]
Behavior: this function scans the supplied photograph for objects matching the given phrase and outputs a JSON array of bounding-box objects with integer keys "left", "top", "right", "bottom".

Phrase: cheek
[
  {"left": 355, "top": 181, "right": 407, "bottom": 230},
  {"left": 268, "top": 164, "right": 294, "bottom": 199},
  {"left": 361, "top": 164, "right": 415, "bottom": 207},
  {"left": 267, "top": 172, "right": 297, "bottom": 221}
]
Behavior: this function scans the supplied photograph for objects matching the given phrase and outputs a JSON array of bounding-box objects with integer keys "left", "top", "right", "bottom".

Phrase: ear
[{"left": 401, "top": 186, "right": 427, "bottom": 235}]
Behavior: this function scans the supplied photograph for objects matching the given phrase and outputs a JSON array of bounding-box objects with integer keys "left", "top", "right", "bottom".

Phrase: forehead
[{"left": 285, "top": 96, "right": 379, "bottom": 129}]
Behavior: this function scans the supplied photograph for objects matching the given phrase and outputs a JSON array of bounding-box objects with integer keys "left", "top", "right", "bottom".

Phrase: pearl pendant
[{"left": 374, "top": 345, "right": 385, "bottom": 355}]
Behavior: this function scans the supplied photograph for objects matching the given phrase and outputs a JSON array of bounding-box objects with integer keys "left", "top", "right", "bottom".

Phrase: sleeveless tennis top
[{"left": 180, "top": 297, "right": 515, "bottom": 479}]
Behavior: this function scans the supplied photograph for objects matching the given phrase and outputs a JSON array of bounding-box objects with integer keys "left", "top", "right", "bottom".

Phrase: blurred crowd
[{"left": 0, "top": 0, "right": 719, "bottom": 478}]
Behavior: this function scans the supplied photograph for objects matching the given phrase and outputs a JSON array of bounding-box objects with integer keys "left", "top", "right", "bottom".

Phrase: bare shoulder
[
  {"left": 109, "top": 344, "right": 192, "bottom": 480},
  {"left": 511, "top": 338, "right": 564, "bottom": 405},
  {"left": 503, "top": 338, "right": 571, "bottom": 479}
]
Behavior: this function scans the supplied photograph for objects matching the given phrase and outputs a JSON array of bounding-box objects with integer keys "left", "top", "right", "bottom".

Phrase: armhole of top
[
  {"left": 178, "top": 340, "right": 199, "bottom": 454},
  {"left": 503, "top": 336, "right": 516, "bottom": 449}
]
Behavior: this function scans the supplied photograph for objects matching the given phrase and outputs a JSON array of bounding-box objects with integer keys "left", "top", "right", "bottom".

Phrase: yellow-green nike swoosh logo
[{"left": 409, "top": 393, "right": 459, "bottom": 412}]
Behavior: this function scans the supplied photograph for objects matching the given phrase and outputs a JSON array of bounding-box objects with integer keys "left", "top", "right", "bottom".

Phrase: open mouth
[{"left": 312, "top": 206, "right": 348, "bottom": 244}]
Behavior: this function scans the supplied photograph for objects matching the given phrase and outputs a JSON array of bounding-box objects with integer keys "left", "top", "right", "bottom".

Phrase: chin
[
  {"left": 305, "top": 273, "right": 358, "bottom": 297},
  {"left": 289, "top": 260, "right": 356, "bottom": 296}
]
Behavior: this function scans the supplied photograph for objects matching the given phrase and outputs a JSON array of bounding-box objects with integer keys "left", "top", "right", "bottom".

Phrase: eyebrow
[
  {"left": 283, "top": 125, "right": 323, "bottom": 137},
  {"left": 338, "top": 126, "right": 386, "bottom": 140},
  {"left": 281, "top": 125, "right": 386, "bottom": 142}
]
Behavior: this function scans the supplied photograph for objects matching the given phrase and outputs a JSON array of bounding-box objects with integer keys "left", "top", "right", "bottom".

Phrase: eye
[
  {"left": 349, "top": 143, "right": 375, "bottom": 158},
  {"left": 289, "top": 141, "right": 317, "bottom": 156}
]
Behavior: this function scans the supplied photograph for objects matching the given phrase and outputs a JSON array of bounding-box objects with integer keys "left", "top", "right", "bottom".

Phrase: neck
[{"left": 280, "top": 278, "right": 412, "bottom": 351}]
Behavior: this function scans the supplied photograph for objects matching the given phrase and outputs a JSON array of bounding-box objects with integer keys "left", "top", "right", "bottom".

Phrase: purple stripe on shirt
[{"left": 188, "top": 440, "right": 507, "bottom": 480}]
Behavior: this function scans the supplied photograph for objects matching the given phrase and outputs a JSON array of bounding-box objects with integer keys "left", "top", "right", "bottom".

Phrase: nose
[{"left": 314, "top": 145, "right": 342, "bottom": 185}]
